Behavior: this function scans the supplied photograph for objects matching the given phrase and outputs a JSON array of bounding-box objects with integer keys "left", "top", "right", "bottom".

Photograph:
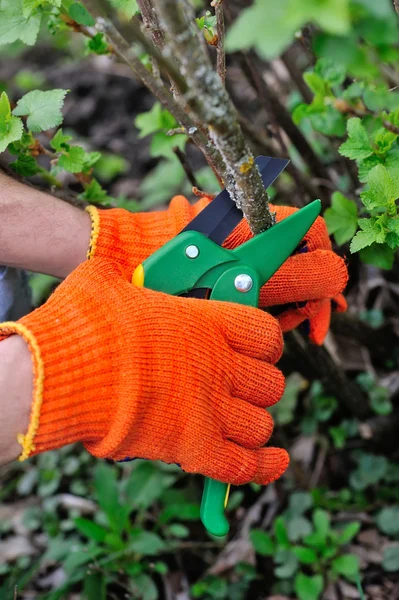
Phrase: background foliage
[{"left": 0, "top": 0, "right": 398, "bottom": 598}]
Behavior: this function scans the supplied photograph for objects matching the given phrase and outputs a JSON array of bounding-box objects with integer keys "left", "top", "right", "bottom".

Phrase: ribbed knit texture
[
  {"left": 88, "top": 198, "right": 348, "bottom": 345},
  {"left": 0, "top": 258, "right": 288, "bottom": 485}
]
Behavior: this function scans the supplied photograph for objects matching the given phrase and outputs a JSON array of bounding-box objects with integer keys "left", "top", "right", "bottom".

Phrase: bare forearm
[
  {"left": 0, "top": 335, "right": 32, "bottom": 465},
  {"left": 0, "top": 173, "right": 91, "bottom": 278}
]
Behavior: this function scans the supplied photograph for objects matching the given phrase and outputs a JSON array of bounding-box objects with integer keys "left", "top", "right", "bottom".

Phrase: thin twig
[
  {"left": 80, "top": 0, "right": 227, "bottom": 185},
  {"left": 215, "top": 2, "right": 226, "bottom": 85},
  {"left": 136, "top": 0, "right": 164, "bottom": 49},
  {"left": 281, "top": 45, "right": 313, "bottom": 103},
  {"left": 173, "top": 147, "right": 199, "bottom": 189},
  {"left": 334, "top": 98, "right": 399, "bottom": 135}
]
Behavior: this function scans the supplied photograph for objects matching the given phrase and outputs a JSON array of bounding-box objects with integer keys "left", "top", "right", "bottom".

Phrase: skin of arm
[
  {"left": 0, "top": 172, "right": 91, "bottom": 278},
  {"left": 0, "top": 335, "right": 33, "bottom": 465},
  {"left": 0, "top": 174, "right": 91, "bottom": 464}
]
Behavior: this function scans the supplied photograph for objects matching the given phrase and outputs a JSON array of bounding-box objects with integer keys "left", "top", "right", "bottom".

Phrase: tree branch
[
  {"left": 80, "top": 0, "right": 227, "bottom": 186},
  {"left": 214, "top": 2, "right": 226, "bottom": 86},
  {"left": 151, "top": 0, "right": 275, "bottom": 232},
  {"left": 136, "top": 0, "right": 164, "bottom": 49}
]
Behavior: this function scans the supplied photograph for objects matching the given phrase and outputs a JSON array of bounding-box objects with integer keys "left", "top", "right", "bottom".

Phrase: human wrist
[
  {"left": 0, "top": 173, "right": 91, "bottom": 278},
  {"left": 0, "top": 335, "right": 33, "bottom": 464}
]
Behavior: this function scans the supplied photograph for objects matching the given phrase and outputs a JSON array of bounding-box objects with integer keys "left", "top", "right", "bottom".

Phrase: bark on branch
[{"left": 151, "top": 0, "right": 275, "bottom": 233}]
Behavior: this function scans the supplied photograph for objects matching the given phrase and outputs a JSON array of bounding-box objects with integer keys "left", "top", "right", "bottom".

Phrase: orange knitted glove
[
  {"left": 0, "top": 259, "right": 288, "bottom": 485},
  {"left": 87, "top": 198, "right": 347, "bottom": 345},
  {"left": 224, "top": 205, "right": 348, "bottom": 345}
]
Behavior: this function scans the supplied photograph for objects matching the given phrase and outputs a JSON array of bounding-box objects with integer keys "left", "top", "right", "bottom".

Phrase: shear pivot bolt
[
  {"left": 185, "top": 245, "right": 199, "bottom": 259},
  {"left": 235, "top": 274, "right": 253, "bottom": 292}
]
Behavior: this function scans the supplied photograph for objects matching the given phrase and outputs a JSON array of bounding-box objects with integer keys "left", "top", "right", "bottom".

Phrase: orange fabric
[
  {"left": 0, "top": 259, "right": 288, "bottom": 485},
  {"left": 88, "top": 198, "right": 348, "bottom": 344}
]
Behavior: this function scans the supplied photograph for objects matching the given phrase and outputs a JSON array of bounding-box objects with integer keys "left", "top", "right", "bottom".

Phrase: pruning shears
[{"left": 132, "top": 156, "right": 321, "bottom": 537}]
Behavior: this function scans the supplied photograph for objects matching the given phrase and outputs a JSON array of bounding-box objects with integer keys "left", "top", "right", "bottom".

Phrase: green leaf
[
  {"left": 125, "top": 461, "right": 176, "bottom": 510},
  {"left": 313, "top": 509, "right": 330, "bottom": 539},
  {"left": 82, "top": 151, "right": 101, "bottom": 172},
  {"left": 0, "top": 5, "right": 42, "bottom": 46},
  {"left": 74, "top": 517, "right": 108, "bottom": 543},
  {"left": 135, "top": 103, "right": 177, "bottom": 139},
  {"left": 370, "top": 385, "right": 392, "bottom": 415},
  {"left": 130, "top": 531, "right": 166, "bottom": 556},
  {"left": 93, "top": 463, "right": 121, "bottom": 526},
  {"left": 293, "top": 546, "right": 318, "bottom": 564},
  {"left": 50, "top": 128, "right": 72, "bottom": 151},
  {"left": 84, "top": 571, "right": 106, "bottom": 600},
  {"left": 78, "top": 178, "right": 112, "bottom": 206},
  {"left": 286, "top": 0, "right": 351, "bottom": 36},
  {"left": 167, "top": 524, "right": 189, "bottom": 538},
  {"left": 87, "top": 32, "right": 109, "bottom": 55},
  {"left": 314, "top": 58, "right": 346, "bottom": 86},
  {"left": 307, "top": 107, "right": 346, "bottom": 137},
  {"left": 130, "top": 573, "right": 158, "bottom": 600},
  {"left": 350, "top": 452, "right": 388, "bottom": 489},
  {"left": 332, "top": 554, "right": 360, "bottom": 578},
  {"left": 357, "top": 155, "right": 381, "bottom": 183},
  {"left": 108, "top": 0, "right": 138, "bottom": 19},
  {"left": 69, "top": 2, "right": 95, "bottom": 26},
  {"left": 269, "top": 372, "right": 305, "bottom": 425},
  {"left": 13, "top": 89, "right": 68, "bottom": 132},
  {"left": 196, "top": 11, "right": 217, "bottom": 34},
  {"left": 359, "top": 243, "right": 395, "bottom": 269},
  {"left": 303, "top": 72, "right": 330, "bottom": 96},
  {"left": 250, "top": 529, "right": 274, "bottom": 556},
  {"left": 287, "top": 516, "right": 312, "bottom": 542},
  {"left": 295, "top": 572, "right": 323, "bottom": 600},
  {"left": 324, "top": 192, "right": 358, "bottom": 245},
  {"left": 10, "top": 153, "right": 38, "bottom": 176},
  {"left": 336, "top": 522, "right": 361, "bottom": 545},
  {"left": 226, "top": 1, "right": 295, "bottom": 59},
  {"left": 373, "top": 128, "right": 398, "bottom": 156},
  {"left": 361, "top": 164, "right": 399, "bottom": 210},
  {"left": 0, "top": 114, "right": 23, "bottom": 152},
  {"left": 363, "top": 86, "right": 399, "bottom": 112},
  {"left": 150, "top": 131, "right": 187, "bottom": 159},
  {"left": 350, "top": 219, "right": 382, "bottom": 253},
  {"left": 287, "top": 492, "right": 313, "bottom": 516},
  {"left": 274, "top": 516, "right": 290, "bottom": 549},
  {"left": 274, "top": 549, "right": 299, "bottom": 579},
  {"left": 0, "top": 91, "right": 11, "bottom": 119},
  {"left": 376, "top": 507, "right": 399, "bottom": 536},
  {"left": 382, "top": 544, "right": 399, "bottom": 572},
  {"left": 58, "top": 146, "right": 86, "bottom": 173},
  {"left": 22, "top": 0, "right": 44, "bottom": 18},
  {"left": 94, "top": 153, "right": 128, "bottom": 182},
  {"left": 159, "top": 502, "right": 200, "bottom": 523},
  {"left": 339, "top": 118, "right": 373, "bottom": 160}
]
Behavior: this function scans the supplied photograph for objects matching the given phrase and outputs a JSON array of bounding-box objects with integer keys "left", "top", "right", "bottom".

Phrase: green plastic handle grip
[{"left": 200, "top": 265, "right": 261, "bottom": 537}]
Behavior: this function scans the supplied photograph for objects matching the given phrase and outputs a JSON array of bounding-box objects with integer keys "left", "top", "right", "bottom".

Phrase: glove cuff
[
  {"left": 85, "top": 196, "right": 212, "bottom": 279},
  {"left": 0, "top": 263, "right": 141, "bottom": 461}
]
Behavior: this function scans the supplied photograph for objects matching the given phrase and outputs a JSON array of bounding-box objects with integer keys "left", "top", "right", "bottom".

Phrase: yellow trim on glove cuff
[
  {"left": 85, "top": 205, "right": 100, "bottom": 261},
  {"left": 0, "top": 322, "right": 44, "bottom": 461}
]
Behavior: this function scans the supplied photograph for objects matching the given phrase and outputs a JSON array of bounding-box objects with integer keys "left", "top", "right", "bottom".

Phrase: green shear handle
[{"left": 134, "top": 200, "right": 321, "bottom": 537}]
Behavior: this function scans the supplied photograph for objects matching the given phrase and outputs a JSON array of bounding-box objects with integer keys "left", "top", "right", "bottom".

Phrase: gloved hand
[
  {"left": 86, "top": 197, "right": 347, "bottom": 345},
  {"left": 0, "top": 258, "right": 288, "bottom": 485},
  {"left": 225, "top": 205, "right": 348, "bottom": 345}
]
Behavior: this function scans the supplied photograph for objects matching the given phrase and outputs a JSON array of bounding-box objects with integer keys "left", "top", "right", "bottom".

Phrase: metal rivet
[
  {"left": 185, "top": 245, "right": 199, "bottom": 259},
  {"left": 234, "top": 274, "right": 253, "bottom": 293}
]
